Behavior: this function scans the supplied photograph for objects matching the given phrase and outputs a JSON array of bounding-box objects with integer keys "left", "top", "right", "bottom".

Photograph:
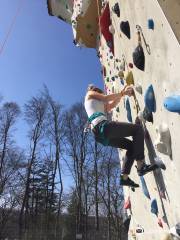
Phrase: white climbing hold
[
  {"left": 155, "top": 123, "right": 172, "bottom": 157},
  {"left": 109, "top": 25, "right": 115, "bottom": 34}
]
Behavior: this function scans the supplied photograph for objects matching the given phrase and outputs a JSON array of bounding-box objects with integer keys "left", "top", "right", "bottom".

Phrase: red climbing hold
[
  {"left": 100, "top": 3, "right": 114, "bottom": 54},
  {"left": 129, "top": 63, "right": 133, "bottom": 68},
  {"left": 158, "top": 218, "right": 163, "bottom": 228},
  {"left": 124, "top": 196, "right": 131, "bottom": 210}
]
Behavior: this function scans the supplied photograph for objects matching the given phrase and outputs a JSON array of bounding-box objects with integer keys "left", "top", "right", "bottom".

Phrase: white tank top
[{"left": 84, "top": 95, "right": 107, "bottom": 127}]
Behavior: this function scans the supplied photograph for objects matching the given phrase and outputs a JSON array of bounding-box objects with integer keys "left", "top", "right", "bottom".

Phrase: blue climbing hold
[
  {"left": 148, "top": 19, "right": 154, "bottom": 30},
  {"left": 126, "top": 98, "right": 132, "bottom": 122},
  {"left": 144, "top": 84, "right": 156, "bottom": 112},
  {"left": 151, "top": 199, "right": 158, "bottom": 216},
  {"left": 140, "top": 176, "right": 151, "bottom": 199},
  {"left": 164, "top": 95, "right": 180, "bottom": 113},
  {"left": 120, "top": 79, "right": 124, "bottom": 85}
]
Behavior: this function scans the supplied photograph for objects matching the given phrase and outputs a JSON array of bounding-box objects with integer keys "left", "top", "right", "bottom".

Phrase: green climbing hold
[{"left": 86, "top": 24, "right": 91, "bottom": 29}]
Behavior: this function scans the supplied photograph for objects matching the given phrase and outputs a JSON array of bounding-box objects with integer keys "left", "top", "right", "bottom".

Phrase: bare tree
[
  {"left": 19, "top": 94, "right": 47, "bottom": 237},
  {"left": 0, "top": 102, "right": 20, "bottom": 193},
  {"left": 63, "top": 102, "right": 88, "bottom": 238}
]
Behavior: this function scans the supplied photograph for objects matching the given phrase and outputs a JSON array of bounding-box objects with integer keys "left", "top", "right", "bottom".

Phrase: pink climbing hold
[{"left": 124, "top": 196, "right": 131, "bottom": 210}]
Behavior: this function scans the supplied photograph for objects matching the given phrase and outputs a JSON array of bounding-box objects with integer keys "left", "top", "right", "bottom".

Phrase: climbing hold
[
  {"left": 126, "top": 98, "right": 133, "bottom": 122},
  {"left": 103, "top": 66, "right": 106, "bottom": 76},
  {"left": 158, "top": 218, "right": 163, "bottom": 228},
  {"left": 86, "top": 23, "right": 91, "bottom": 29},
  {"left": 124, "top": 196, "right": 131, "bottom": 210},
  {"left": 118, "top": 71, "right": 124, "bottom": 79},
  {"left": 111, "top": 76, "right": 115, "bottom": 81},
  {"left": 125, "top": 71, "right": 134, "bottom": 86},
  {"left": 143, "top": 106, "right": 153, "bottom": 123},
  {"left": 155, "top": 123, "right": 172, "bottom": 157},
  {"left": 133, "top": 45, "right": 145, "bottom": 71},
  {"left": 129, "top": 63, "right": 133, "bottom": 68},
  {"left": 135, "top": 83, "right": 143, "bottom": 95},
  {"left": 136, "top": 225, "right": 144, "bottom": 233},
  {"left": 112, "top": 3, "right": 120, "bottom": 17},
  {"left": 164, "top": 95, "right": 180, "bottom": 113},
  {"left": 100, "top": 3, "right": 114, "bottom": 54},
  {"left": 140, "top": 176, "right": 151, "bottom": 199},
  {"left": 109, "top": 25, "right": 115, "bottom": 34},
  {"left": 169, "top": 222, "right": 180, "bottom": 238},
  {"left": 121, "top": 79, "right": 125, "bottom": 85},
  {"left": 151, "top": 199, "right": 158, "bottom": 216},
  {"left": 120, "top": 59, "right": 126, "bottom": 71},
  {"left": 144, "top": 84, "right": 156, "bottom": 112},
  {"left": 120, "top": 21, "right": 131, "bottom": 39},
  {"left": 148, "top": 19, "right": 154, "bottom": 30},
  {"left": 116, "top": 107, "right": 120, "bottom": 112},
  {"left": 106, "top": 77, "right": 110, "bottom": 82}
]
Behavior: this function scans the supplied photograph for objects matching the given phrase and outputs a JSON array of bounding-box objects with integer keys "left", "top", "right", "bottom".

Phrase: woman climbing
[{"left": 84, "top": 84, "right": 164, "bottom": 188}]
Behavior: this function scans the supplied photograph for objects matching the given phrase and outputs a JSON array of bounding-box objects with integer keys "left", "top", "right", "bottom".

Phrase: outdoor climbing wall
[
  {"left": 47, "top": 0, "right": 180, "bottom": 238},
  {"left": 98, "top": 0, "right": 180, "bottom": 239}
]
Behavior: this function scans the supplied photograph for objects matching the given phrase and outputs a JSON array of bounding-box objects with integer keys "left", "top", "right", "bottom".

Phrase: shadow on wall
[{"left": 143, "top": 125, "right": 170, "bottom": 228}]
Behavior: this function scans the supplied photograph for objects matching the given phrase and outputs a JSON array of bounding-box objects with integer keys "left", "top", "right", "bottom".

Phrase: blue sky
[{"left": 0, "top": 0, "right": 103, "bottom": 148}]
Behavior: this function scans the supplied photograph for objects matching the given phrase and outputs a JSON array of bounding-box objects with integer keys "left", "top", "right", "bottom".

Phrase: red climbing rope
[{"left": 0, "top": 0, "right": 25, "bottom": 56}]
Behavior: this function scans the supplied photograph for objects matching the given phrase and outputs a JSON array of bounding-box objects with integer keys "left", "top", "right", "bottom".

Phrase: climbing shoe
[
  {"left": 137, "top": 163, "right": 159, "bottom": 176},
  {"left": 120, "top": 176, "right": 139, "bottom": 188}
]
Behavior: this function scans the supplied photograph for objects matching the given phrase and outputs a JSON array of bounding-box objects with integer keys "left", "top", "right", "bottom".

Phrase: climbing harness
[{"left": 88, "top": 112, "right": 109, "bottom": 146}]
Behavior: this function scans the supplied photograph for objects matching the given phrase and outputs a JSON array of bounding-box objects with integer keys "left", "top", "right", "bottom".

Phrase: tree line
[{"left": 0, "top": 87, "right": 127, "bottom": 240}]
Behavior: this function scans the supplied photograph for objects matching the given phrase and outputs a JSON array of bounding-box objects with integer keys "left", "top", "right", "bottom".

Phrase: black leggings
[{"left": 94, "top": 121, "right": 145, "bottom": 175}]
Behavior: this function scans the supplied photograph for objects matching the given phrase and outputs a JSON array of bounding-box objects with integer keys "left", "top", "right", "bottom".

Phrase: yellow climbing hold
[
  {"left": 118, "top": 71, "right": 124, "bottom": 79},
  {"left": 125, "top": 71, "right": 134, "bottom": 85}
]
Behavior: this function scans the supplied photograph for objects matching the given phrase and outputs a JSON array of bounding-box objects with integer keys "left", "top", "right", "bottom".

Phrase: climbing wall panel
[{"left": 98, "top": 0, "right": 180, "bottom": 239}]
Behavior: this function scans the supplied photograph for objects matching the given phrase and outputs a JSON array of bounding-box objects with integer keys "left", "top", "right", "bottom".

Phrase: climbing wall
[
  {"left": 47, "top": 0, "right": 180, "bottom": 239},
  {"left": 97, "top": 0, "right": 180, "bottom": 239}
]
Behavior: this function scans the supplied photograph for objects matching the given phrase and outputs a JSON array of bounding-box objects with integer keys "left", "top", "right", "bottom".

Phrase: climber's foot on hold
[
  {"left": 120, "top": 175, "right": 139, "bottom": 188},
  {"left": 137, "top": 163, "right": 160, "bottom": 176}
]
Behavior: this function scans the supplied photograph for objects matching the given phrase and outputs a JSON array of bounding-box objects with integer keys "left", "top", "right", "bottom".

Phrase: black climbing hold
[
  {"left": 133, "top": 45, "right": 145, "bottom": 71},
  {"left": 112, "top": 3, "right": 120, "bottom": 17},
  {"left": 120, "top": 21, "right": 131, "bottom": 39},
  {"left": 111, "top": 77, "right": 115, "bottom": 81},
  {"left": 143, "top": 107, "right": 153, "bottom": 123}
]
